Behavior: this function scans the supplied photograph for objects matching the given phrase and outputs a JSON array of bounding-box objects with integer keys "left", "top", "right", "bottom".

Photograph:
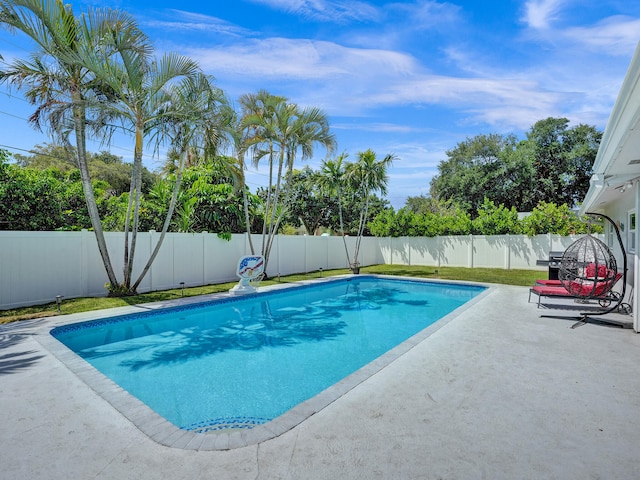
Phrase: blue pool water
[{"left": 52, "top": 276, "right": 484, "bottom": 432}]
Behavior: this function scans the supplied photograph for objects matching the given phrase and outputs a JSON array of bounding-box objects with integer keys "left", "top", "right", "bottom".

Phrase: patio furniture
[
  {"left": 529, "top": 273, "right": 622, "bottom": 308},
  {"left": 537, "top": 212, "right": 630, "bottom": 328}
]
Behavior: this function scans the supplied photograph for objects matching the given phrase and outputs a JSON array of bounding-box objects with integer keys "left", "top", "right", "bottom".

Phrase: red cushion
[
  {"left": 585, "top": 263, "right": 608, "bottom": 279},
  {"left": 531, "top": 285, "right": 572, "bottom": 296},
  {"left": 567, "top": 280, "right": 610, "bottom": 297},
  {"left": 535, "top": 279, "right": 562, "bottom": 286}
]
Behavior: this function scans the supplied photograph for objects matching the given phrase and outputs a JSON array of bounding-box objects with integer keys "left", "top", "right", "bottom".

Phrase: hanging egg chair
[
  {"left": 552, "top": 212, "right": 628, "bottom": 328},
  {"left": 559, "top": 235, "right": 618, "bottom": 299}
]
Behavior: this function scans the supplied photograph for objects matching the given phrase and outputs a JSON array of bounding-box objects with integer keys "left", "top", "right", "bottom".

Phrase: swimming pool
[{"left": 48, "top": 275, "right": 487, "bottom": 449}]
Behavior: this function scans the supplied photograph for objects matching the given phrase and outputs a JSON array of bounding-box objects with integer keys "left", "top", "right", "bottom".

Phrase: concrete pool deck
[{"left": 1, "top": 281, "right": 639, "bottom": 479}]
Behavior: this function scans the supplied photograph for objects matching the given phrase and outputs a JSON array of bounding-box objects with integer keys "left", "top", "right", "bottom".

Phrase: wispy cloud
[
  {"left": 386, "top": 0, "right": 462, "bottom": 31},
  {"left": 142, "top": 9, "right": 254, "bottom": 37},
  {"left": 185, "top": 37, "right": 417, "bottom": 80},
  {"left": 183, "top": 28, "right": 609, "bottom": 133},
  {"left": 522, "top": 0, "right": 568, "bottom": 29},
  {"left": 246, "top": 0, "right": 381, "bottom": 22},
  {"left": 366, "top": 75, "right": 565, "bottom": 130},
  {"left": 332, "top": 122, "right": 432, "bottom": 134},
  {"left": 565, "top": 16, "right": 640, "bottom": 54}
]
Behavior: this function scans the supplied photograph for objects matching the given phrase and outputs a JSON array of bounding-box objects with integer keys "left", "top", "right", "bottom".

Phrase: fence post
[
  {"left": 469, "top": 235, "right": 474, "bottom": 268},
  {"left": 81, "top": 229, "right": 90, "bottom": 297},
  {"left": 505, "top": 234, "right": 511, "bottom": 270},
  {"left": 148, "top": 230, "right": 155, "bottom": 292},
  {"left": 202, "top": 231, "right": 207, "bottom": 286}
]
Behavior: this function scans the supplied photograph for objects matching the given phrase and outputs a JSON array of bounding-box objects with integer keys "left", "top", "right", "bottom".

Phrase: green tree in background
[
  {"left": 369, "top": 200, "right": 595, "bottom": 237},
  {"left": 369, "top": 204, "right": 472, "bottom": 237},
  {"left": 430, "top": 133, "right": 528, "bottom": 213},
  {"left": 14, "top": 143, "right": 157, "bottom": 195},
  {"left": 279, "top": 166, "right": 336, "bottom": 235},
  {"left": 0, "top": 150, "right": 112, "bottom": 231},
  {"left": 429, "top": 118, "right": 600, "bottom": 214},
  {"left": 526, "top": 118, "right": 601, "bottom": 207}
]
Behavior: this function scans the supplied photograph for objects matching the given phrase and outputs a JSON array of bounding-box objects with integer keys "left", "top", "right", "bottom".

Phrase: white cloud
[
  {"left": 184, "top": 37, "right": 418, "bottom": 80},
  {"left": 387, "top": 143, "right": 445, "bottom": 171},
  {"left": 565, "top": 16, "right": 640, "bottom": 54},
  {"left": 184, "top": 30, "right": 615, "bottom": 132},
  {"left": 332, "top": 122, "right": 431, "bottom": 134},
  {"left": 142, "top": 10, "right": 253, "bottom": 37},
  {"left": 386, "top": 0, "right": 462, "bottom": 31},
  {"left": 247, "top": 0, "right": 381, "bottom": 22},
  {"left": 522, "top": 0, "right": 567, "bottom": 29},
  {"left": 367, "top": 75, "right": 565, "bottom": 130}
]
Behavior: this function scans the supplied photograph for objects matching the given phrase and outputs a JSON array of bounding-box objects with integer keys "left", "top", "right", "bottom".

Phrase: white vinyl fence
[{"left": 0, "top": 230, "right": 591, "bottom": 310}]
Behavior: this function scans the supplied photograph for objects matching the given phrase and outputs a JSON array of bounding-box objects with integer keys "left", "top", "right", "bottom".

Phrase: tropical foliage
[{"left": 369, "top": 199, "right": 597, "bottom": 237}]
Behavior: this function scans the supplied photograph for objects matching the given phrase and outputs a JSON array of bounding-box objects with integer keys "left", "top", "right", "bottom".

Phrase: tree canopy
[
  {"left": 14, "top": 143, "right": 157, "bottom": 195},
  {"left": 429, "top": 118, "right": 601, "bottom": 214}
]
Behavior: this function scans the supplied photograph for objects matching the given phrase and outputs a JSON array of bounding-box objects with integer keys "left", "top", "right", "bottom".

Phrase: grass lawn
[{"left": 0, "top": 265, "right": 544, "bottom": 324}]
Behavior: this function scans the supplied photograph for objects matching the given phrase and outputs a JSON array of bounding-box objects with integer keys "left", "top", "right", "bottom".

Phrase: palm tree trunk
[
  {"left": 243, "top": 187, "right": 255, "bottom": 255},
  {"left": 238, "top": 153, "right": 255, "bottom": 255},
  {"left": 131, "top": 149, "right": 186, "bottom": 292},
  {"left": 263, "top": 149, "right": 286, "bottom": 274},
  {"left": 122, "top": 169, "right": 135, "bottom": 285},
  {"left": 353, "top": 194, "right": 370, "bottom": 269},
  {"left": 71, "top": 95, "right": 119, "bottom": 288},
  {"left": 337, "top": 189, "right": 352, "bottom": 266},
  {"left": 260, "top": 143, "right": 274, "bottom": 255},
  {"left": 124, "top": 126, "right": 144, "bottom": 291}
]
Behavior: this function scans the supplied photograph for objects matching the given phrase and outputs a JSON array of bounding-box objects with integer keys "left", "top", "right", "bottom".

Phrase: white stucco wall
[{"left": 585, "top": 185, "right": 638, "bottom": 330}]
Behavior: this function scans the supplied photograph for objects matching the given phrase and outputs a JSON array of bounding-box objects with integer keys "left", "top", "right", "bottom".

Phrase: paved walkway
[{"left": 1, "top": 283, "right": 639, "bottom": 479}]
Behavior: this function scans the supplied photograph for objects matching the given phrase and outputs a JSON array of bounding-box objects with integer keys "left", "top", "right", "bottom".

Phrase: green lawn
[{"left": 0, "top": 265, "right": 543, "bottom": 324}]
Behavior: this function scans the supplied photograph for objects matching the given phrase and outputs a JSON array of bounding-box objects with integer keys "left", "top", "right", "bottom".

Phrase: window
[{"left": 628, "top": 210, "right": 636, "bottom": 253}]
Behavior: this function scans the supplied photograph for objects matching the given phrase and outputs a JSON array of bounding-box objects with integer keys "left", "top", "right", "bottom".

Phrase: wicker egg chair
[
  {"left": 559, "top": 235, "right": 618, "bottom": 300},
  {"left": 553, "top": 212, "right": 628, "bottom": 328}
]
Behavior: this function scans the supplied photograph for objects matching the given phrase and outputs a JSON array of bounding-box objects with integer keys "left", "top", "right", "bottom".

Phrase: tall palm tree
[
  {"left": 239, "top": 90, "right": 287, "bottom": 264},
  {"left": 225, "top": 111, "right": 256, "bottom": 254},
  {"left": 242, "top": 91, "right": 336, "bottom": 275},
  {"left": 0, "top": 0, "right": 150, "bottom": 290},
  {"left": 345, "top": 149, "right": 395, "bottom": 272},
  {"left": 318, "top": 153, "right": 351, "bottom": 266},
  {"left": 130, "top": 73, "right": 232, "bottom": 292},
  {"left": 85, "top": 46, "right": 208, "bottom": 293}
]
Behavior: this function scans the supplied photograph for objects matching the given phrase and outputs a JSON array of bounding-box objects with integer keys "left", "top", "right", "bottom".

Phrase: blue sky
[{"left": 1, "top": 0, "right": 639, "bottom": 208}]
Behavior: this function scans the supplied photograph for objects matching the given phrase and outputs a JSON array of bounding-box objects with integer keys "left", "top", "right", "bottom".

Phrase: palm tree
[
  {"left": 318, "top": 153, "right": 351, "bottom": 266},
  {"left": 0, "top": 0, "right": 150, "bottom": 290},
  {"left": 85, "top": 45, "right": 218, "bottom": 293},
  {"left": 130, "top": 73, "right": 232, "bottom": 292},
  {"left": 345, "top": 149, "right": 395, "bottom": 272},
  {"left": 239, "top": 90, "right": 287, "bottom": 265},
  {"left": 225, "top": 110, "right": 256, "bottom": 254},
  {"left": 242, "top": 91, "right": 336, "bottom": 275}
]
